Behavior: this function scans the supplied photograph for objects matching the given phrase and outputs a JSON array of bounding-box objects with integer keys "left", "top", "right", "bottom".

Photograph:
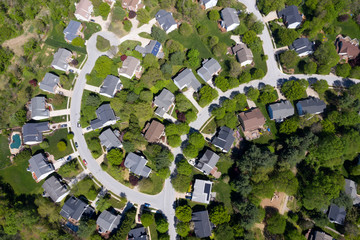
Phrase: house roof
[
  {"left": 328, "top": 204, "right": 346, "bottom": 225},
  {"left": 30, "top": 96, "right": 50, "bottom": 119},
  {"left": 296, "top": 97, "right": 326, "bottom": 115},
  {"left": 173, "top": 68, "right": 201, "bottom": 91},
  {"left": 63, "top": 20, "right": 81, "bottom": 42},
  {"left": 192, "top": 210, "right": 212, "bottom": 238},
  {"left": 267, "top": 100, "right": 294, "bottom": 121},
  {"left": 122, "top": 0, "right": 141, "bottom": 11},
  {"left": 96, "top": 210, "right": 121, "bottom": 233},
  {"left": 196, "top": 150, "right": 220, "bottom": 175},
  {"left": 42, "top": 176, "right": 69, "bottom": 202},
  {"left": 100, "top": 75, "right": 122, "bottom": 98},
  {"left": 238, "top": 108, "right": 266, "bottom": 132},
  {"left": 90, "top": 104, "right": 117, "bottom": 130},
  {"left": 22, "top": 122, "right": 50, "bottom": 144},
  {"left": 119, "top": 56, "right": 140, "bottom": 78},
  {"left": 75, "top": 0, "right": 93, "bottom": 20},
  {"left": 51, "top": 48, "right": 72, "bottom": 70},
  {"left": 155, "top": 10, "right": 177, "bottom": 32},
  {"left": 201, "top": 0, "right": 217, "bottom": 5},
  {"left": 192, "top": 179, "right": 212, "bottom": 204},
  {"left": 197, "top": 58, "right": 221, "bottom": 82},
  {"left": 128, "top": 227, "right": 147, "bottom": 240},
  {"left": 289, "top": 38, "right": 314, "bottom": 55},
  {"left": 236, "top": 45, "right": 253, "bottom": 64},
  {"left": 28, "top": 153, "right": 54, "bottom": 179},
  {"left": 153, "top": 88, "right": 175, "bottom": 117},
  {"left": 211, "top": 126, "right": 235, "bottom": 152},
  {"left": 278, "top": 5, "right": 302, "bottom": 26},
  {"left": 144, "top": 120, "right": 165, "bottom": 143},
  {"left": 99, "top": 128, "right": 122, "bottom": 150},
  {"left": 39, "top": 73, "right": 60, "bottom": 93},
  {"left": 124, "top": 153, "right": 152, "bottom": 177},
  {"left": 335, "top": 35, "right": 360, "bottom": 59},
  {"left": 135, "top": 40, "right": 162, "bottom": 57},
  {"left": 310, "top": 231, "right": 333, "bottom": 240},
  {"left": 60, "top": 196, "right": 94, "bottom": 221},
  {"left": 220, "top": 8, "right": 240, "bottom": 29},
  {"left": 345, "top": 179, "right": 360, "bottom": 205}
]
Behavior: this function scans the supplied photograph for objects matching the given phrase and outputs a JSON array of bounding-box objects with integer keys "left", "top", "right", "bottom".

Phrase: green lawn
[
  {"left": 84, "top": 131, "right": 103, "bottom": 159},
  {"left": 213, "top": 181, "right": 233, "bottom": 214},
  {"left": 201, "top": 117, "right": 217, "bottom": 134},
  {"left": 252, "top": 49, "right": 268, "bottom": 75},
  {"left": 149, "top": 222, "right": 158, "bottom": 240},
  {"left": 57, "top": 158, "right": 82, "bottom": 178},
  {"left": 139, "top": 173, "right": 164, "bottom": 195},
  {"left": 216, "top": 155, "right": 234, "bottom": 174},
  {"left": 84, "top": 22, "right": 102, "bottom": 40},
  {"left": 0, "top": 134, "right": 11, "bottom": 170},
  {"left": 105, "top": 164, "right": 132, "bottom": 188},
  {"left": 71, "top": 176, "right": 100, "bottom": 201},
  {"left": 46, "top": 93, "right": 68, "bottom": 110},
  {"left": 327, "top": 18, "right": 360, "bottom": 41}
]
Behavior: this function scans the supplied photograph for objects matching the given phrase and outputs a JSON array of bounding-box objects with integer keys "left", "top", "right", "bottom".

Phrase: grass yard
[
  {"left": 252, "top": 49, "right": 268, "bottom": 75},
  {"left": 213, "top": 181, "right": 233, "bottom": 214},
  {"left": 84, "top": 131, "right": 103, "bottom": 159},
  {"left": 149, "top": 222, "right": 158, "bottom": 240},
  {"left": 57, "top": 158, "right": 82, "bottom": 178},
  {"left": 46, "top": 94, "right": 68, "bottom": 110},
  {"left": 201, "top": 117, "right": 217, "bottom": 134},
  {"left": 0, "top": 134, "right": 11, "bottom": 170},
  {"left": 138, "top": 173, "right": 164, "bottom": 195},
  {"left": 71, "top": 176, "right": 100, "bottom": 201},
  {"left": 105, "top": 164, "right": 132, "bottom": 188},
  {"left": 80, "top": 90, "right": 109, "bottom": 127},
  {"left": 84, "top": 22, "right": 102, "bottom": 40},
  {"left": 108, "top": 196, "right": 127, "bottom": 209},
  {"left": 327, "top": 18, "right": 360, "bottom": 41},
  {"left": 216, "top": 155, "right": 234, "bottom": 174}
]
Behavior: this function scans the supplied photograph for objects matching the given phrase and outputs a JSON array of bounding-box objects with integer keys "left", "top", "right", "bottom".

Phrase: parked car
[
  {"left": 75, "top": 142, "right": 78, "bottom": 148},
  {"left": 90, "top": 19, "right": 95, "bottom": 22},
  {"left": 77, "top": 122, "right": 81, "bottom": 128},
  {"left": 83, "top": 159, "right": 87, "bottom": 165},
  {"left": 138, "top": 214, "right": 141, "bottom": 222},
  {"left": 86, "top": 126, "right": 92, "bottom": 130},
  {"left": 69, "top": 69, "right": 74, "bottom": 73},
  {"left": 144, "top": 203, "right": 150, "bottom": 208},
  {"left": 66, "top": 156, "right": 72, "bottom": 161},
  {"left": 60, "top": 124, "right": 67, "bottom": 128}
]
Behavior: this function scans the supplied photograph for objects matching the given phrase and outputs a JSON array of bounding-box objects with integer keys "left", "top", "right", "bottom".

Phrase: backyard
[
  {"left": 0, "top": 134, "right": 11, "bottom": 169},
  {"left": 138, "top": 173, "right": 164, "bottom": 195}
]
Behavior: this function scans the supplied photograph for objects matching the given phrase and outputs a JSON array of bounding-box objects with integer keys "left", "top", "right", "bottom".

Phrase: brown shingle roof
[
  {"left": 238, "top": 108, "right": 266, "bottom": 131},
  {"left": 335, "top": 35, "right": 360, "bottom": 60},
  {"left": 144, "top": 120, "right": 165, "bottom": 143}
]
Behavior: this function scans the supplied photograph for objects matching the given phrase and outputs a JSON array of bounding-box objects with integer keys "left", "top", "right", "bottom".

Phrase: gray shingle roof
[
  {"left": 345, "top": 179, "right": 360, "bottom": 205},
  {"left": 192, "top": 179, "right": 212, "bottom": 204},
  {"left": 128, "top": 227, "right": 148, "bottom": 240},
  {"left": 42, "top": 176, "right": 69, "bottom": 202},
  {"left": 28, "top": 153, "right": 54, "bottom": 180},
  {"left": 196, "top": 150, "right": 220, "bottom": 175},
  {"left": 173, "top": 68, "right": 201, "bottom": 91},
  {"left": 197, "top": 58, "right": 221, "bottom": 82},
  {"left": 124, "top": 153, "right": 152, "bottom": 177},
  {"left": 310, "top": 231, "right": 333, "bottom": 240},
  {"left": 267, "top": 100, "right": 294, "bottom": 122},
  {"left": 39, "top": 73, "right": 60, "bottom": 93},
  {"left": 63, "top": 20, "right": 82, "bottom": 42},
  {"left": 192, "top": 210, "right": 212, "bottom": 238},
  {"left": 51, "top": 48, "right": 72, "bottom": 71},
  {"left": 29, "top": 96, "right": 50, "bottom": 120},
  {"left": 22, "top": 122, "right": 50, "bottom": 144},
  {"left": 118, "top": 56, "right": 141, "bottom": 79},
  {"left": 289, "top": 38, "right": 314, "bottom": 55},
  {"left": 296, "top": 97, "right": 326, "bottom": 115},
  {"left": 220, "top": 8, "right": 240, "bottom": 30},
  {"left": 135, "top": 40, "right": 162, "bottom": 57},
  {"left": 99, "top": 128, "right": 122, "bottom": 150},
  {"left": 211, "top": 126, "right": 235, "bottom": 152},
  {"left": 278, "top": 5, "right": 302, "bottom": 27},
  {"left": 153, "top": 88, "right": 175, "bottom": 117},
  {"left": 90, "top": 104, "right": 117, "bottom": 130},
  {"left": 328, "top": 204, "right": 346, "bottom": 225},
  {"left": 100, "top": 75, "right": 122, "bottom": 98},
  {"left": 96, "top": 210, "right": 121, "bottom": 233},
  {"left": 236, "top": 45, "right": 253, "bottom": 64},
  {"left": 155, "top": 10, "right": 177, "bottom": 32},
  {"left": 60, "top": 196, "right": 94, "bottom": 221}
]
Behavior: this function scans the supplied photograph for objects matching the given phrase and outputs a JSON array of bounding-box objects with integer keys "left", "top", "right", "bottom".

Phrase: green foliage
[
  {"left": 123, "top": 20, "right": 132, "bottom": 32},
  {"left": 185, "top": 110, "right": 197, "bottom": 123},
  {"left": 67, "top": 132, "right": 74, "bottom": 140},
  {"left": 93, "top": 56, "right": 114, "bottom": 79},
  {"left": 106, "top": 148, "right": 123, "bottom": 166},
  {"left": 183, "top": 144, "right": 199, "bottom": 159},
  {"left": 212, "top": 42, "right": 227, "bottom": 56},
  {"left": 40, "top": 139, "right": 49, "bottom": 149},
  {"left": 312, "top": 79, "right": 328, "bottom": 95},
  {"left": 215, "top": 224, "right": 234, "bottom": 240},
  {"left": 176, "top": 158, "right": 192, "bottom": 176},
  {"left": 304, "top": 61, "right": 317, "bottom": 74},
  {"left": 86, "top": 93, "right": 101, "bottom": 107},
  {"left": 350, "top": 66, "right": 360, "bottom": 79},
  {"left": 258, "top": 85, "right": 277, "bottom": 104},
  {"left": 176, "top": 221, "right": 190, "bottom": 237},
  {"left": 251, "top": 68, "right": 265, "bottom": 79},
  {"left": 175, "top": 205, "right": 192, "bottom": 222},
  {"left": 281, "top": 80, "right": 308, "bottom": 101},
  {"left": 209, "top": 204, "right": 231, "bottom": 225},
  {"left": 198, "top": 85, "right": 219, "bottom": 107},
  {"left": 336, "top": 63, "right": 351, "bottom": 77},
  {"left": 0, "top": 47, "right": 14, "bottom": 73},
  {"left": 171, "top": 173, "right": 192, "bottom": 192},
  {"left": 208, "top": 10, "right": 220, "bottom": 20},
  {"left": 215, "top": 76, "right": 229, "bottom": 92},
  {"left": 209, "top": 36, "right": 219, "bottom": 48},
  {"left": 266, "top": 212, "right": 286, "bottom": 234},
  {"left": 279, "top": 117, "right": 299, "bottom": 134},
  {"left": 246, "top": 87, "right": 260, "bottom": 101},
  {"left": 165, "top": 39, "right": 184, "bottom": 53},
  {"left": 257, "top": 0, "right": 286, "bottom": 15},
  {"left": 14, "top": 109, "right": 27, "bottom": 125},
  {"left": 179, "top": 22, "right": 193, "bottom": 36},
  {"left": 96, "top": 35, "right": 110, "bottom": 52},
  {"left": 156, "top": 216, "right": 169, "bottom": 233},
  {"left": 141, "top": 212, "right": 154, "bottom": 227},
  {"left": 57, "top": 140, "right": 67, "bottom": 152},
  {"left": 167, "top": 135, "right": 182, "bottom": 147},
  {"left": 197, "top": 24, "right": 208, "bottom": 35},
  {"left": 161, "top": 63, "right": 172, "bottom": 76},
  {"left": 186, "top": 49, "right": 200, "bottom": 68},
  {"left": 188, "top": 132, "right": 205, "bottom": 149},
  {"left": 276, "top": 28, "right": 299, "bottom": 46},
  {"left": 97, "top": 2, "right": 111, "bottom": 20},
  {"left": 170, "top": 51, "right": 185, "bottom": 65},
  {"left": 314, "top": 41, "right": 340, "bottom": 67},
  {"left": 71, "top": 37, "right": 85, "bottom": 47},
  {"left": 144, "top": 144, "right": 173, "bottom": 170},
  {"left": 239, "top": 71, "right": 251, "bottom": 83},
  {"left": 242, "top": 30, "right": 257, "bottom": 45},
  {"left": 280, "top": 50, "right": 300, "bottom": 69},
  {"left": 115, "top": 207, "right": 136, "bottom": 239},
  {"left": 151, "top": 26, "right": 167, "bottom": 43},
  {"left": 137, "top": 9, "right": 151, "bottom": 24},
  {"left": 142, "top": 54, "right": 159, "bottom": 70}
]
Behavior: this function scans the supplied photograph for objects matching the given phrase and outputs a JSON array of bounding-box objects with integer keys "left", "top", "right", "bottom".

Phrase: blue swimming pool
[{"left": 10, "top": 134, "right": 21, "bottom": 149}]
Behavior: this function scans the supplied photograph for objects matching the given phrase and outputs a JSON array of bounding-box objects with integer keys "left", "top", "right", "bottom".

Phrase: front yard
[
  {"left": 84, "top": 131, "right": 103, "bottom": 159},
  {"left": 71, "top": 176, "right": 100, "bottom": 201}
]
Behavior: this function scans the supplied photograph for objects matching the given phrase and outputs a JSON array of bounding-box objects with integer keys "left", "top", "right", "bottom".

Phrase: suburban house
[
  {"left": 135, "top": 40, "right": 164, "bottom": 58},
  {"left": 51, "top": 48, "right": 72, "bottom": 72},
  {"left": 289, "top": 38, "right": 315, "bottom": 57},
  {"left": 278, "top": 5, "right": 302, "bottom": 29},
  {"left": 192, "top": 179, "right": 213, "bottom": 204},
  {"left": 239, "top": 108, "right": 266, "bottom": 132},
  {"left": 128, "top": 227, "right": 148, "bottom": 240},
  {"left": 99, "top": 128, "right": 122, "bottom": 151},
  {"left": 39, "top": 73, "right": 60, "bottom": 94},
  {"left": 74, "top": 0, "right": 93, "bottom": 21},
  {"left": 155, "top": 10, "right": 178, "bottom": 34},
  {"left": 42, "top": 175, "right": 70, "bottom": 202},
  {"left": 335, "top": 35, "right": 360, "bottom": 61},
  {"left": 22, "top": 122, "right": 50, "bottom": 145},
  {"left": 90, "top": 104, "right": 118, "bottom": 130},
  {"left": 197, "top": 58, "right": 221, "bottom": 82},
  {"left": 153, "top": 88, "right": 175, "bottom": 118},
  {"left": 63, "top": 20, "right": 83, "bottom": 43},
  {"left": 309, "top": 230, "right": 333, "bottom": 240},
  {"left": 124, "top": 152, "right": 152, "bottom": 178},
  {"left": 211, "top": 126, "right": 235, "bottom": 153},
  {"left": 328, "top": 204, "right": 346, "bottom": 225},
  {"left": 267, "top": 100, "right": 294, "bottom": 122},
  {"left": 173, "top": 68, "right": 202, "bottom": 91},
  {"left": 230, "top": 44, "right": 253, "bottom": 66},
  {"left": 143, "top": 120, "right": 165, "bottom": 143},
  {"left": 60, "top": 196, "right": 95, "bottom": 224},
  {"left": 27, "top": 153, "right": 55, "bottom": 182},
  {"left": 122, "top": 0, "right": 143, "bottom": 12},
  {"left": 119, "top": 56, "right": 142, "bottom": 79},
  {"left": 345, "top": 179, "right": 360, "bottom": 205},
  {"left": 96, "top": 210, "right": 121, "bottom": 235},
  {"left": 195, "top": 150, "right": 221, "bottom": 178},
  {"left": 99, "top": 75, "right": 123, "bottom": 98},
  {"left": 296, "top": 97, "right": 326, "bottom": 116},
  {"left": 220, "top": 8, "right": 240, "bottom": 32},
  {"left": 29, "top": 96, "right": 50, "bottom": 120},
  {"left": 192, "top": 210, "right": 213, "bottom": 238},
  {"left": 199, "top": 0, "right": 218, "bottom": 10}
]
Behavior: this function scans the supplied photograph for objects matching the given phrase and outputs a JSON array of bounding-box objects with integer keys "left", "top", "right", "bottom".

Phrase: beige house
[
  {"left": 122, "top": 0, "right": 144, "bottom": 12},
  {"left": 74, "top": 0, "right": 94, "bottom": 22},
  {"left": 118, "top": 56, "right": 142, "bottom": 79}
]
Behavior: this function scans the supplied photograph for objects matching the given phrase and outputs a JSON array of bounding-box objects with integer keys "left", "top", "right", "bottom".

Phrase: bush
[
  {"left": 304, "top": 61, "right": 317, "bottom": 74},
  {"left": 57, "top": 140, "right": 67, "bottom": 152},
  {"left": 266, "top": 212, "right": 286, "bottom": 234},
  {"left": 239, "top": 71, "right": 251, "bottom": 83},
  {"left": 151, "top": 26, "right": 167, "bottom": 43},
  {"left": 338, "top": 14, "right": 350, "bottom": 22},
  {"left": 198, "top": 85, "right": 219, "bottom": 107},
  {"left": 167, "top": 135, "right": 182, "bottom": 147},
  {"left": 98, "top": 2, "right": 111, "bottom": 20},
  {"left": 209, "top": 36, "right": 219, "bottom": 47},
  {"left": 176, "top": 205, "right": 192, "bottom": 222},
  {"left": 280, "top": 50, "right": 299, "bottom": 69},
  {"left": 208, "top": 10, "right": 220, "bottom": 20},
  {"left": 176, "top": 222, "right": 190, "bottom": 237},
  {"left": 67, "top": 133, "right": 74, "bottom": 140},
  {"left": 137, "top": 9, "right": 151, "bottom": 24},
  {"left": 185, "top": 110, "right": 197, "bottom": 123},
  {"left": 209, "top": 204, "right": 230, "bottom": 225},
  {"left": 106, "top": 148, "right": 123, "bottom": 165},
  {"left": 281, "top": 80, "right": 308, "bottom": 101},
  {"left": 176, "top": 158, "right": 192, "bottom": 176},
  {"left": 188, "top": 132, "right": 205, "bottom": 150},
  {"left": 123, "top": 20, "right": 132, "bottom": 32},
  {"left": 312, "top": 79, "right": 328, "bottom": 94},
  {"left": 197, "top": 25, "right": 208, "bottom": 35},
  {"left": 40, "top": 139, "right": 49, "bottom": 149},
  {"left": 179, "top": 23, "right": 192, "bottom": 36},
  {"left": 156, "top": 216, "right": 169, "bottom": 233},
  {"left": 72, "top": 37, "right": 85, "bottom": 47},
  {"left": 336, "top": 63, "right": 351, "bottom": 77},
  {"left": 242, "top": 30, "right": 257, "bottom": 45},
  {"left": 246, "top": 87, "right": 259, "bottom": 101},
  {"left": 215, "top": 76, "right": 229, "bottom": 92},
  {"left": 170, "top": 51, "right": 185, "bottom": 65},
  {"left": 96, "top": 35, "right": 110, "bottom": 52},
  {"left": 212, "top": 42, "right": 227, "bottom": 56},
  {"left": 186, "top": 49, "right": 200, "bottom": 68},
  {"left": 251, "top": 68, "right": 265, "bottom": 79},
  {"left": 183, "top": 144, "right": 198, "bottom": 159},
  {"left": 141, "top": 212, "right": 154, "bottom": 227}
]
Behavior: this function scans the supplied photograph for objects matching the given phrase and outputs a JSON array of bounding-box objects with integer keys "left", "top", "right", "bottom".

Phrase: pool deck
[{"left": 9, "top": 132, "right": 22, "bottom": 155}]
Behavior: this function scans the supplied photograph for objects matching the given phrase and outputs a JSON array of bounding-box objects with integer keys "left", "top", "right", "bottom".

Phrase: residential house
[
  {"left": 345, "top": 179, "right": 360, "bottom": 205},
  {"left": 28, "top": 153, "right": 55, "bottom": 182},
  {"left": 220, "top": 8, "right": 240, "bottom": 32},
  {"left": 289, "top": 38, "right": 315, "bottom": 57},
  {"left": 63, "top": 20, "right": 83, "bottom": 43},
  {"left": 155, "top": 10, "right": 178, "bottom": 34},
  {"left": 278, "top": 5, "right": 302, "bottom": 29},
  {"left": 197, "top": 58, "right": 221, "bottom": 82},
  {"left": 230, "top": 44, "right": 253, "bottom": 66},
  {"left": 195, "top": 150, "right": 220, "bottom": 178},
  {"left": 60, "top": 196, "right": 95, "bottom": 223},
  {"left": 328, "top": 204, "right": 346, "bottom": 225},
  {"left": 143, "top": 120, "right": 165, "bottom": 143},
  {"left": 211, "top": 126, "right": 235, "bottom": 153},
  {"left": 99, "top": 75, "right": 123, "bottom": 98},
  {"left": 119, "top": 56, "right": 141, "bottom": 79},
  {"left": 74, "top": 0, "right": 93, "bottom": 22},
  {"left": 192, "top": 179, "right": 213, "bottom": 204},
  {"left": 99, "top": 128, "right": 122, "bottom": 151},
  {"left": 200, "top": 0, "right": 218, "bottom": 10},
  {"left": 42, "top": 176, "right": 70, "bottom": 202},
  {"left": 96, "top": 210, "right": 121, "bottom": 235},
  {"left": 122, "top": 0, "right": 143, "bottom": 12},
  {"left": 309, "top": 230, "right": 333, "bottom": 240},
  {"left": 238, "top": 108, "right": 266, "bottom": 132},
  {"left": 29, "top": 96, "right": 50, "bottom": 120},
  {"left": 39, "top": 73, "right": 60, "bottom": 94},
  {"left": 335, "top": 35, "right": 360, "bottom": 61},
  {"left": 192, "top": 210, "right": 213, "bottom": 238},
  {"left": 267, "top": 100, "right": 294, "bottom": 122},
  {"left": 124, "top": 153, "right": 152, "bottom": 178},
  {"left": 51, "top": 48, "right": 72, "bottom": 72},
  {"left": 296, "top": 97, "right": 326, "bottom": 116},
  {"left": 128, "top": 227, "right": 148, "bottom": 240},
  {"left": 173, "top": 68, "right": 202, "bottom": 91},
  {"left": 153, "top": 88, "right": 175, "bottom": 118},
  {"left": 22, "top": 122, "right": 50, "bottom": 145},
  {"left": 90, "top": 104, "right": 118, "bottom": 130},
  {"left": 135, "top": 40, "right": 164, "bottom": 58}
]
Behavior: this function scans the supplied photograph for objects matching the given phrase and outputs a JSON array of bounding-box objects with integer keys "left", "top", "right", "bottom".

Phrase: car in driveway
[
  {"left": 144, "top": 203, "right": 150, "bottom": 208},
  {"left": 82, "top": 159, "right": 87, "bottom": 165},
  {"left": 60, "top": 124, "right": 67, "bottom": 128},
  {"left": 75, "top": 142, "right": 78, "bottom": 148},
  {"left": 66, "top": 156, "right": 72, "bottom": 161}
]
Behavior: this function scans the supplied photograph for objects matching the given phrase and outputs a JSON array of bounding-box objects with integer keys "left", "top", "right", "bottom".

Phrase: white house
[
  {"left": 155, "top": 10, "right": 178, "bottom": 34},
  {"left": 200, "top": 0, "right": 218, "bottom": 9},
  {"left": 74, "top": 0, "right": 94, "bottom": 22},
  {"left": 220, "top": 8, "right": 240, "bottom": 32}
]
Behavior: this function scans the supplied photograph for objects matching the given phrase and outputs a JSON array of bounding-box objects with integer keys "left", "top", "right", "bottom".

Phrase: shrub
[
  {"left": 215, "top": 76, "right": 229, "bottom": 92},
  {"left": 338, "top": 14, "right": 350, "bottom": 22},
  {"left": 179, "top": 23, "right": 192, "bottom": 36},
  {"left": 304, "top": 61, "right": 317, "bottom": 74},
  {"left": 251, "top": 68, "right": 265, "bottom": 79},
  {"left": 67, "top": 133, "right": 74, "bottom": 140},
  {"left": 246, "top": 87, "right": 259, "bottom": 101},
  {"left": 156, "top": 216, "right": 169, "bottom": 233},
  {"left": 141, "top": 212, "right": 154, "bottom": 227},
  {"left": 151, "top": 26, "right": 167, "bottom": 43},
  {"left": 137, "top": 9, "right": 151, "bottom": 24},
  {"left": 336, "top": 63, "right": 351, "bottom": 77},
  {"left": 212, "top": 42, "right": 227, "bottom": 56},
  {"left": 106, "top": 148, "right": 123, "bottom": 165},
  {"left": 123, "top": 20, "right": 132, "bottom": 32},
  {"left": 72, "top": 37, "right": 85, "bottom": 47},
  {"left": 176, "top": 222, "right": 190, "bottom": 237},
  {"left": 57, "top": 140, "right": 67, "bottom": 151},
  {"left": 209, "top": 36, "right": 219, "bottom": 47},
  {"left": 198, "top": 85, "right": 219, "bottom": 107},
  {"left": 197, "top": 25, "right": 208, "bottom": 35},
  {"left": 40, "top": 139, "right": 49, "bottom": 149},
  {"left": 176, "top": 205, "right": 192, "bottom": 222},
  {"left": 209, "top": 10, "right": 220, "bottom": 20},
  {"left": 239, "top": 71, "right": 251, "bottom": 83},
  {"left": 266, "top": 212, "right": 286, "bottom": 234},
  {"left": 98, "top": 2, "right": 111, "bottom": 20},
  {"left": 96, "top": 35, "right": 111, "bottom": 52}
]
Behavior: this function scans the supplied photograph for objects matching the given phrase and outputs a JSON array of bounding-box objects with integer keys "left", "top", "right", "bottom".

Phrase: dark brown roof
[
  {"left": 238, "top": 108, "right": 266, "bottom": 131},
  {"left": 144, "top": 120, "right": 165, "bottom": 142},
  {"left": 335, "top": 35, "right": 360, "bottom": 60}
]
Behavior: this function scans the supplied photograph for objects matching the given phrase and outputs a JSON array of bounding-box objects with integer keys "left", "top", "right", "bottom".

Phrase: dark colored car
[
  {"left": 75, "top": 142, "right": 78, "bottom": 148},
  {"left": 144, "top": 203, "right": 150, "bottom": 208}
]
